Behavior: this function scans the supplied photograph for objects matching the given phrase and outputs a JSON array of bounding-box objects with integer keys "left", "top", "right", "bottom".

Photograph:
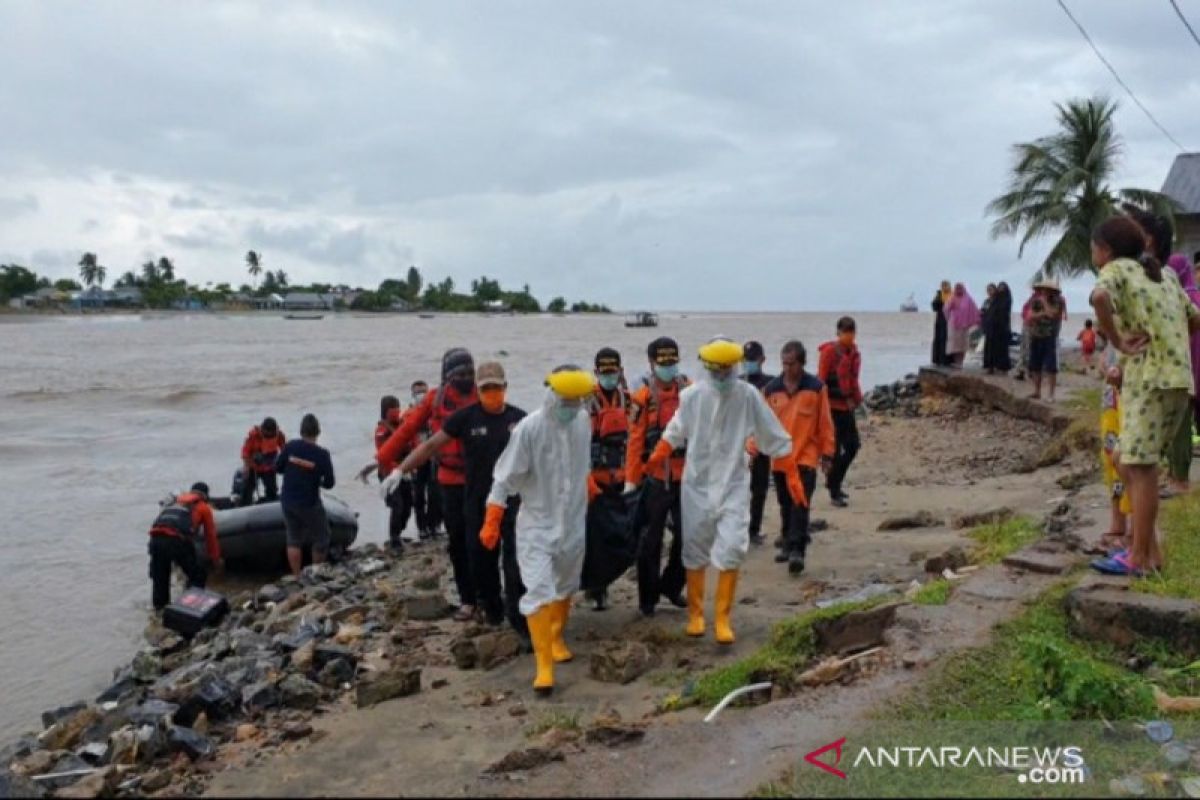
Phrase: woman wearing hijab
[
  {"left": 930, "top": 280, "right": 951, "bottom": 366},
  {"left": 944, "top": 283, "right": 981, "bottom": 368},
  {"left": 982, "top": 282, "right": 1013, "bottom": 374}
]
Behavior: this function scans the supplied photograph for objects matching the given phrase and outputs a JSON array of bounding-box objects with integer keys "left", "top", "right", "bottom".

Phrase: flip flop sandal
[{"left": 1090, "top": 550, "right": 1145, "bottom": 577}]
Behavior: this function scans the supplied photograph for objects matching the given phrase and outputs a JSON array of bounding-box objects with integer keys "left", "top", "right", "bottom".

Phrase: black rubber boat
[{"left": 198, "top": 493, "right": 358, "bottom": 568}]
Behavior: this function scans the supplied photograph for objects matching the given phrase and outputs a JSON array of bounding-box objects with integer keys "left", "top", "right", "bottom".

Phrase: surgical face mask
[
  {"left": 708, "top": 367, "right": 736, "bottom": 392},
  {"left": 653, "top": 364, "right": 679, "bottom": 383},
  {"left": 412, "top": 391, "right": 427, "bottom": 405},
  {"left": 479, "top": 387, "right": 506, "bottom": 413},
  {"left": 742, "top": 361, "right": 761, "bottom": 376},
  {"left": 554, "top": 402, "right": 581, "bottom": 424},
  {"left": 597, "top": 373, "right": 620, "bottom": 391}
]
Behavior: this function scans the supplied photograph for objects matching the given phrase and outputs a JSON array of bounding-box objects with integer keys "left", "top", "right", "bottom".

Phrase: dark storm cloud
[{"left": 0, "top": 1, "right": 1197, "bottom": 309}]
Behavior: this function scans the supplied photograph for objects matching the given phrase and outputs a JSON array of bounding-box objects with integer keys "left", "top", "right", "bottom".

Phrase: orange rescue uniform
[
  {"left": 625, "top": 378, "right": 690, "bottom": 485},
  {"left": 242, "top": 426, "right": 286, "bottom": 474},
  {"left": 763, "top": 373, "right": 836, "bottom": 503},
  {"left": 149, "top": 491, "right": 221, "bottom": 562}
]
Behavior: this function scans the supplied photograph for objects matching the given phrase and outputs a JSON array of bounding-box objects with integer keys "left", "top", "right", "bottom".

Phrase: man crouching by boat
[{"left": 148, "top": 482, "right": 221, "bottom": 611}]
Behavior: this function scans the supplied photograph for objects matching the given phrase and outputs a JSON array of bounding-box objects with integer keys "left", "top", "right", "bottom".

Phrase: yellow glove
[
  {"left": 645, "top": 439, "right": 673, "bottom": 472},
  {"left": 481, "top": 503, "right": 506, "bottom": 550}
]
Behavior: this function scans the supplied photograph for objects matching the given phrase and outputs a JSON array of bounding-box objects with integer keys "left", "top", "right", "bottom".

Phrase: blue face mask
[
  {"left": 597, "top": 374, "right": 620, "bottom": 391},
  {"left": 654, "top": 364, "right": 679, "bottom": 383},
  {"left": 742, "top": 361, "right": 760, "bottom": 376},
  {"left": 554, "top": 404, "right": 580, "bottom": 424}
]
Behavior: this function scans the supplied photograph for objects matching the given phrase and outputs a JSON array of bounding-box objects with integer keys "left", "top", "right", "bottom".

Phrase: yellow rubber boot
[
  {"left": 714, "top": 569, "right": 739, "bottom": 644},
  {"left": 525, "top": 605, "right": 557, "bottom": 695},
  {"left": 685, "top": 569, "right": 706, "bottom": 637},
  {"left": 550, "top": 598, "right": 573, "bottom": 663}
]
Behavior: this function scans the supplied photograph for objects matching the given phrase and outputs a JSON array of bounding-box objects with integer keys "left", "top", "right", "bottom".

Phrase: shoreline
[{"left": 1, "top": 359, "right": 1107, "bottom": 798}]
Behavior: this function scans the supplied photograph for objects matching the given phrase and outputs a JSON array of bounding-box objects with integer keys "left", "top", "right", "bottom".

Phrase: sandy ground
[{"left": 205, "top": 368, "right": 1109, "bottom": 798}]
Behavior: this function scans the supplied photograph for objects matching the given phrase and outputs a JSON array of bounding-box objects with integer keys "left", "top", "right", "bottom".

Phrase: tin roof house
[{"left": 1162, "top": 153, "right": 1200, "bottom": 262}]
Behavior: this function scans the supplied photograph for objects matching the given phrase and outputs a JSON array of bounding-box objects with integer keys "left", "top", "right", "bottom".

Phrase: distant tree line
[{"left": 1, "top": 250, "right": 612, "bottom": 314}]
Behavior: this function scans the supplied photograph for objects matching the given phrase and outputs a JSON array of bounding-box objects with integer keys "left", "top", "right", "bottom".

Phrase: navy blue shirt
[{"left": 276, "top": 439, "right": 335, "bottom": 508}]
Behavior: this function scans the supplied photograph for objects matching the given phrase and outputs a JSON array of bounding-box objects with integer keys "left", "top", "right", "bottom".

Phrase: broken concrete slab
[
  {"left": 812, "top": 604, "right": 898, "bottom": 656},
  {"left": 1065, "top": 586, "right": 1200, "bottom": 655},
  {"left": 877, "top": 512, "right": 940, "bottom": 532},
  {"left": 958, "top": 573, "right": 1027, "bottom": 602},
  {"left": 950, "top": 508, "right": 1015, "bottom": 530},
  {"left": 1002, "top": 549, "right": 1077, "bottom": 575},
  {"left": 589, "top": 642, "right": 659, "bottom": 684}
]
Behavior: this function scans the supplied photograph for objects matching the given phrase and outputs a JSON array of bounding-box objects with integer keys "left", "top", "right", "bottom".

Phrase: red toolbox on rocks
[{"left": 162, "top": 588, "right": 229, "bottom": 637}]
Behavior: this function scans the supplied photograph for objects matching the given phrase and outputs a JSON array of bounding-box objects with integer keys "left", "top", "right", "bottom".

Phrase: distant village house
[{"left": 1163, "top": 152, "right": 1200, "bottom": 260}]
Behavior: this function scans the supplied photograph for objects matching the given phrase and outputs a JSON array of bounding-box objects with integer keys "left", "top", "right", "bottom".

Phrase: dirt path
[{"left": 206, "top": 370, "right": 1106, "bottom": 798}]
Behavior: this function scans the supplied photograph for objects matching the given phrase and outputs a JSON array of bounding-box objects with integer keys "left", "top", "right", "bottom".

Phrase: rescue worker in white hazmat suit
[
  {"left": 645, "top": 337, "right": 792, "bottom": 643},
  {"left": 482, "top": 365, "right": 600, "bottom": 695}
]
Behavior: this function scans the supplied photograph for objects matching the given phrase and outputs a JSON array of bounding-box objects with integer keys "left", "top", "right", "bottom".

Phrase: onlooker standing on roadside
[
  {"left": 277, "top": 413, "right": 336, "bottom": 576},
  {"left": 1027, "top": 279, "right": 1064, "bottom": 402},
  {"left": 944, "top": 283, "right": 981, "bottom": 368},
  {"left": 1090, "top": 215, "right": 1199, "bottom": 577},
  {"left": 818, "top": 317, "right": 863, "bottom": 508}
]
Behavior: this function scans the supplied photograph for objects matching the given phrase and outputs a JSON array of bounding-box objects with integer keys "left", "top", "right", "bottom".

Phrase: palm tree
[
  {"left": 986, "top": 96, "right": 1175, "bottom": 279},
  {"left": 78, "top": 252, "right": 98, "bottom": 288},
  {"left": 246, "top": 250, "right": 262, "bottom": 287},
  {"left": 95, "top": 265, "right": 106, "bottom": 289},
  {"left": 116, "top": 270, "right": 138, "bottom": 288},
  {"left": 274, "top": 269, "right": 288, "bottom": 288},
  {"left": 142, "top": 260, "right": 159, "bottom": 285},
  {"left": 157, "top": 256, "right": 175, "bottom": 282}
]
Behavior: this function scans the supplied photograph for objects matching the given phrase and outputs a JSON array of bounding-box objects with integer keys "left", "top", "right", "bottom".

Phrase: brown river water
[{"left": 0, "top": 310, "right": 933, "bottom": 735}]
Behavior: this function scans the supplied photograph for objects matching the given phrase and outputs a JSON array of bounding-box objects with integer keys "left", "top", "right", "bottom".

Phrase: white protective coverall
[
  {"left": 488, "top": 389, "right": 592, "bottom": 615},
  {"left": 661, "top": 374, "right": 793, "bottom": 571}
]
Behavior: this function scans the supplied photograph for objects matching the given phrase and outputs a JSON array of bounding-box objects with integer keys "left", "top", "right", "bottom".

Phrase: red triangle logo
[{"left": 804, "top": 737, "right": 848, "bottom": 779}]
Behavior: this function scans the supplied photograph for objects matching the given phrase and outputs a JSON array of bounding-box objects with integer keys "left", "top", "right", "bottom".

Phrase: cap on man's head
[
  {"left": 594, "top": 347, "right": 622, "bottom": 374},
  {"left": 441, "top": 347, "right": 475, "bottom": 382},
  {"left": 647, "top": 337, "right": 680, "bottom": 366},
  {"left": 743, "top": 341, "right": 765, "bottom": 362},
  {"left": 190, "top": 482, "right": 210, "bottom": 499},
  {"left": 476, "top": 361, "right": 506, "bottom": 389}
]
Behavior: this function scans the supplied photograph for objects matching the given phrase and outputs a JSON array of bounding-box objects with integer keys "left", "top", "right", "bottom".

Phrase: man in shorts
[{"left": 277, "top": 413, "right": 336, "bottom": 576}]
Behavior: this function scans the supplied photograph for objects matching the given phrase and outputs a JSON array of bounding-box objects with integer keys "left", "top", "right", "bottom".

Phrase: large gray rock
[
  {"left": 356, "top": 666, "right": 421, "bottom": 708},
  {"left": 40, "top": 703, "right": 86, "bottom": 730},
  {"left": 1065, "top": 586, "right": 1200, "bottom": 655},
  {"left": 450, "top": 630, "right": 523, "bottom": 671},
  {"left": 241, "top": 681, "right": 281, "bottom": 713},
  {"left": 130, "top": 649, "right": 162, "bottom": 683},
  {"left": 0, "top": 769, "right": 46, "bottom": 798},
  {"left": 812, "top": 603, "right": 898, "bottom": 656},
  {"left": 589, "top": 642, "right": 658, "bottom": 684},
  {"left": 279, "top": 675, "right": 321, "bottom": 710},
  {"left": 399, "top": 592, "right": 454, "bottom": 621},
  {"left": 318, "top": 657, "right": 356, "bottom": 688},
  {"left": 40, "top": 707, "right": 101, "bottom": 751}
]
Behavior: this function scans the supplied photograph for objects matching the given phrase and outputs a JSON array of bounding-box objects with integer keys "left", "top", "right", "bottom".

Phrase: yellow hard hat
[
  {"left": 698, "top": 337, "right": 744, "bottom": 368},
  {"left": 546, "top": 365, "right": 596, "bottom": 400}
]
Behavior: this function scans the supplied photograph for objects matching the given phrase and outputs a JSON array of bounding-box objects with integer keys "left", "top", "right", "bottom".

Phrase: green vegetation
[
  {"left": 3, "top": 255, "right": 611, "bottom": 314},
  {"left": 912, "top": 579, "right": 952, "bottom": 606},
  {"left": 1132, "top": 491, "right": 1200, "bottom": 601},
  {"left": 986, "top": 96, "right": 1175, "bottom": 279},
  {"left": 524, "top": 709, "right": 581, "bottom": 739},
  {"left": 689, "top": 597, "right": 890, "bottom": 707},
  {"left": 966, "top": 517, "right": 1041, "bottom": 564}
]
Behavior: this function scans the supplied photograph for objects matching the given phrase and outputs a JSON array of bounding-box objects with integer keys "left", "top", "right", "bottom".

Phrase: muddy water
[{"left": 0, "top": 310, "right": 931, "bottom": 734}]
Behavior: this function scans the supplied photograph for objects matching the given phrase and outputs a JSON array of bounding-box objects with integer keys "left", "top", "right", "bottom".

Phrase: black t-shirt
[{"left": 441, "top": 402, "right": 527, "bottom": 499}]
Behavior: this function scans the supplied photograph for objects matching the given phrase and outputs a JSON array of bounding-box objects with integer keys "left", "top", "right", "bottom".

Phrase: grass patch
[
  {"left": 912, "top": 579, "right": 952, "bottom": 606},
  {"left": 690, "top": 597, "right": 889, "bottom": 707},
  {"left": 886, "top": 583, "right": 1154, "bottom": 723},
  {"left": 1132, "top": 490, "right": 1200, "bottom": 601},
  {"left": 966, "top": 517, "right": 1041, "bottom": 564},
  {"left": 523, "top": 709, "right": 580, "bottom": 739},
  {"left": 645, "top": 667, "right": 691, "bottom": 688}
]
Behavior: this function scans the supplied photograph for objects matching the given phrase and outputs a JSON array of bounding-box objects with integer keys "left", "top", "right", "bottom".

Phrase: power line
[
  {"left": 1054, "top": 0, "right": 1185, "bottom": 151},
  {"left": 1168, "top": 0, "right": 1200, "bottom": 53}
]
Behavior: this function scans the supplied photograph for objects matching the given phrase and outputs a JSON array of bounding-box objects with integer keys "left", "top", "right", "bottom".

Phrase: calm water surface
[{"left": 0, "top": 310, "right": 933, "bottom": 733}]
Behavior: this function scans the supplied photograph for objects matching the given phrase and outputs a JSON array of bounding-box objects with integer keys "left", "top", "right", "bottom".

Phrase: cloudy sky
[{"left": 1, "top": 1, "right": 1198, "bottom": 311}]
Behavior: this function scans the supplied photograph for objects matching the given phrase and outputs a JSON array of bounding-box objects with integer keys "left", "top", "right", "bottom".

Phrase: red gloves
[
  {"left": 645, "top": 439, "right": 673, "bottom": 472},
  {"left": 480, "top": 503, "right": 506, "bottom": 550},
  {"left": 587, "top": 474, "right": 601, "bottom": 504}
]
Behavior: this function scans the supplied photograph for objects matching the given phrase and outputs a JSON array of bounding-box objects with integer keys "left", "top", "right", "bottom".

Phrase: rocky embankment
[{"left": 0, "top": 544, "right": 519, "bottom": 798}]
